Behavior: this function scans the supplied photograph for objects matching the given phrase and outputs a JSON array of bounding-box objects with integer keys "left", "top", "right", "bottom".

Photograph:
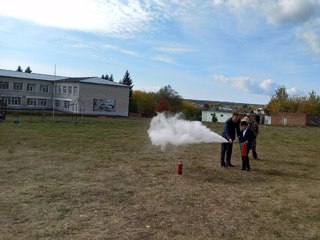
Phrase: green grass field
[{"left": 1, "top": 115, "right": 319, "bottom": 240}]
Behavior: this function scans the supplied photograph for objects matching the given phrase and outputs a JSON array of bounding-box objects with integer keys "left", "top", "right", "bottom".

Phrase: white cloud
[
  {"left": 102, "top": 44, "right": 140, "bottom": 57},
  {"left": 301, "top": 30, "right": 320, "bottom": 54},
  {"left": 259, "top": 79, "right": 275, "bottom": 92},
  {"left": 156, "top": 45, "right": 193, "bottom": 53},
  {"left": 0, "top": 0, "right": 153, "bottom": 36},
  {"left": 153, "top": 55, "right": 176, "bottom": 64},
  {"left": 214, "top": 74, "right": 278, "bottom": 94},
  {"left": 297, "top": 18, "right": 320, "bottom": 55},
  {"left": 214, "top": 74, "right": 253, "bottom": 92},
  {"left": 287, "top": 87, "right": 298, "bottom": 96},
  {"left": 263, "top": 0, "right": 320, "bottom": 25},
  {"left": 214, "top": 0, "right": 320, "bottom": 24}
]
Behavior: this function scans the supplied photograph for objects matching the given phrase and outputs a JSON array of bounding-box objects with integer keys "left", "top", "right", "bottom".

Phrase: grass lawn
[{"left": 0, "top": 114, "right": 319, "bottom": 240}]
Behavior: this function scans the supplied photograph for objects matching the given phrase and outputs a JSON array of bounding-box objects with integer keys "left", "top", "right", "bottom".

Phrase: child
[{"left": 239, "top": 120, "right": 255, "bottom": 171}]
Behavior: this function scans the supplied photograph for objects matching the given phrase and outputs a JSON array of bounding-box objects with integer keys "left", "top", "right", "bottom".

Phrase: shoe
[
  {"left": 246, "top": 169, "right": 250, "bottom": 172},
  {"left": 241, "top": 168, "right": 246, "bottom": 171},
  {"left": 228, "top": 164, "right": 235, "bottom": 167}
]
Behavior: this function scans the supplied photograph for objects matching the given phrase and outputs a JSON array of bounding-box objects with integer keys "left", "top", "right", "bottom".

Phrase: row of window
[
  {"left": 2, "top": 97, "right": 48, "bottom": 107},
  {"left": 55, "top": 100, "right": 71, "bottom": 109},
  {"left": 0, "top": 81, "right": 79, "bottom": 96},
  {"left": 2, "top": 97, "right": 73, "bottom": 109},
  {"left": 54, "top": 85, "right": 78, "bottom": 95},
  {"left": 0, "top": 81, "right": 49, "bottom": 92}
]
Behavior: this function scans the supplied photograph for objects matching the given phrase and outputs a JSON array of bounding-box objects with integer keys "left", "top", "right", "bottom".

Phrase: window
[
  {"left": 54, "top": 85, "right": 58, "bottom": 94},
  {"left": 27, "top": 84, "right": 36, "bottom": 92},
  {"left": 73, "top": 86, "right": 78, "bottom": 95},
  {"left": 58, "top": 86, "right": 62, "bottom": 94},
  {"left": 54, "top": 100, "right": 60, "bottom": 107},
  {"left": 63, "top": 101, "right": 70, "bottom": 109},
  {"left": 38, "top": 99, "right": 47, "bottom": 107},
  {"left": 3, "top": 97, "right": 11, "bottom": 105},
  {"left": 68, "top": 86, "right": 72, "bottom": 94},
  {"left": 12, "top": 98, "right": 21, "bottom": 106},
  {"left": 63, "top": 86, "right": 67, "bottom": 94},
  {"left": 13, "top": 83, "right": 23, "bottom": 91},
  {"left": 0, "top": 81, "right": 9, "bottom": 89},
  {"left": 40, "top": 85, "right": 48, "bottom": 93},
  {"left": 27, "top": 98, "right": 37, "bottom": 106}
]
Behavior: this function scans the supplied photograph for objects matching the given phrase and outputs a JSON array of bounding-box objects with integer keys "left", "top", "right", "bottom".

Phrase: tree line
[{"left": 265, "top": 86, "right": 320, "bottom": 114}]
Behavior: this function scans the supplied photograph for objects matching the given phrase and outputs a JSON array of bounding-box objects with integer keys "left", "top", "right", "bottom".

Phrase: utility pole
[{"left": 52, "top": 64, "right": 56, "bottom": 118}]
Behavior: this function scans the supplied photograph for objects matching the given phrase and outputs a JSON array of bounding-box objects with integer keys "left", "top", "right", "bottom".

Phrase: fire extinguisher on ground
[{"left": 177, "top": 161, "right": 183, "bottom": 175}]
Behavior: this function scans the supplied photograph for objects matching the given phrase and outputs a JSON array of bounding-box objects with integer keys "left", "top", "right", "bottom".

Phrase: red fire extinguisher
[
  {"left": 241, "top": 143, "right": 247, "bottom": 157},
  {"left": 177, "top": 161, "right": 183, "bottom": 175}
]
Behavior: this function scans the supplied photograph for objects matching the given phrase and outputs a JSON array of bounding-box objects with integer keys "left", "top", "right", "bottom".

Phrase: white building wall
[
  {"left": 78, "top": 83, "right": 129, "bottom": 117},
  {"left": 202, "top": 110, "right": 232, "bottom": 123}
]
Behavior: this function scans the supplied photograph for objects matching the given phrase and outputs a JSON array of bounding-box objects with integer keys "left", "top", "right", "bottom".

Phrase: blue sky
[{"left": 1, "top": 0, "right": 320, "bottom": 104}]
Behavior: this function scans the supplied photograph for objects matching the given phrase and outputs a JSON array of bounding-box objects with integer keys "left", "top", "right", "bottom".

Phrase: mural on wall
[{"left": 93, "top": 99, "right": 116, "bottom": 112}]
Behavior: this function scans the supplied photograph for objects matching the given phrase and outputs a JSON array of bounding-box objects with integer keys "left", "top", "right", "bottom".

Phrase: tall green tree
[
  {"left": 119, "top": 70, "right": 134, "bottom": 112},
  {"left": 25, "top": 66, "right": 32, "bottom": 73},
  {"left": 109, "top": 74, "right": 114, "bottom": 82},
  {"left": 16, "top": 66, "right": 22, "bottom": 72}
]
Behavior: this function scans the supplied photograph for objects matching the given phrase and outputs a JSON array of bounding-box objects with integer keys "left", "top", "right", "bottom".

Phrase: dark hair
[
  {"left": 232, "top": 112, "right": 239, "bottom": 116},
  {"left": 240, "top": 121, "right": 248, "bottom": 126}
]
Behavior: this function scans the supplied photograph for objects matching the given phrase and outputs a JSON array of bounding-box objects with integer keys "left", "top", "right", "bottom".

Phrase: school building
[{"left": 0, "top": 69, "right": 130, "bottom": 117}]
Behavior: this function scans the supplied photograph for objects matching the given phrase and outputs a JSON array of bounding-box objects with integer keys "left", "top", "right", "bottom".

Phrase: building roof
[
  {"left": 80, "top": 77, "right": 128, "bottom": 87},
  {"left": 0, "top": 69, "right": 66, "bottom": 81},
  {"left": 0, "top": 69, "right": 128, "bottom": 87}
]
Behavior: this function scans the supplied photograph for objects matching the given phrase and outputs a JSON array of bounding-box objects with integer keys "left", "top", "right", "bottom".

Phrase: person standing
[
  {"left": 247, "top": 113, "right": 259, "bottom": 159},
  {"left": 239, "top": 120, "right": 255, "bottom": 171},
  {"left": 220, "top": 112, "right": 240, "bottom": 168}
]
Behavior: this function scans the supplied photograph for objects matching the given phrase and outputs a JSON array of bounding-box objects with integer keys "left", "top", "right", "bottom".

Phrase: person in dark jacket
[
  {"left": 220, "top": 112, "right": 240, "bottom": 168},
  {"left": 239, "top": 120, "right": 255, "bottom": 171},
  {"left": 247, "top": 113, "right": 259, "bottom": 159}
]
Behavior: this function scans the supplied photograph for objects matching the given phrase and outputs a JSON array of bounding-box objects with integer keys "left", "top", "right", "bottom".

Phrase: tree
[
  {"left": 152, "top": 85, "right": 182, "bottom": 112},
  {"left": 203, "top": 103, "right": 210, "bottom": 109},
  {"left": 109, "top": 74, "right": 114, "bottom": 82},
  {"left": 265, "top": 87, "right": 320, "bottom": 114},
  {"left": 25, "top": 66, "right": 32, "bottom": 73},
  {"left": 211, "top": 113, "right": 218, "bottom": 123},
  {"left": 265, "top": 86, "right": 289, "bottom": 114},
  {"left": 181, "top": 101, "right": 201, "bottom": 120},
  {"left": 133, "top": 90, "right": 156, "bottom": 117},
  {"left": 119, "top": 70, "right": 134, "bottom": 112},
  {"left": 156, "top": 99, "right": 171, "bottom": 112},
  {"left": 16, "top": 66, "right": 22, "bottom": 72}
]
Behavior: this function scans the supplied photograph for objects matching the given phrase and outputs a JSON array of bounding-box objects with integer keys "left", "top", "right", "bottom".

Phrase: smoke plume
[{"left": 148, "top": 112, "right": 227, "bottom": 151}]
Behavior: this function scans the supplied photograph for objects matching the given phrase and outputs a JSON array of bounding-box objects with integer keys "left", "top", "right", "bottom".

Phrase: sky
[{"left": 0, "top": 0, "right": 320, "bottom": 104}]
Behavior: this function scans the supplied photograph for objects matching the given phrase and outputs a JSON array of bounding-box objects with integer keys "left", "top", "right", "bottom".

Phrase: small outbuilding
[
  {"left": 201, "top": 109, "right": 233, "bottom": 123},
  {"left": 268, "top": 112, "right": 320, "bottom": 126}
]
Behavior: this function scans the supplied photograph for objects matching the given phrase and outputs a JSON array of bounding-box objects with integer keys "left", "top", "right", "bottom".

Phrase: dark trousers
[
  {"left": 252, "top": 138, "right": 258, "bottom": 159},
  {"left": 241, "top": 148, "right": 251, "bottom": 170},
  {"left": 220, "top": 142, "right": 233, "bottom": 166},
  {"left": 241, "top": 156, "right": 250, "bottom": 170}
]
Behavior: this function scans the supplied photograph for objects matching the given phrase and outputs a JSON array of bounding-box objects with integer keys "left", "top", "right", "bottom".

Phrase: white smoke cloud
[{"left": 148, "top": 112, "right": 227, "bottom": 151}]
